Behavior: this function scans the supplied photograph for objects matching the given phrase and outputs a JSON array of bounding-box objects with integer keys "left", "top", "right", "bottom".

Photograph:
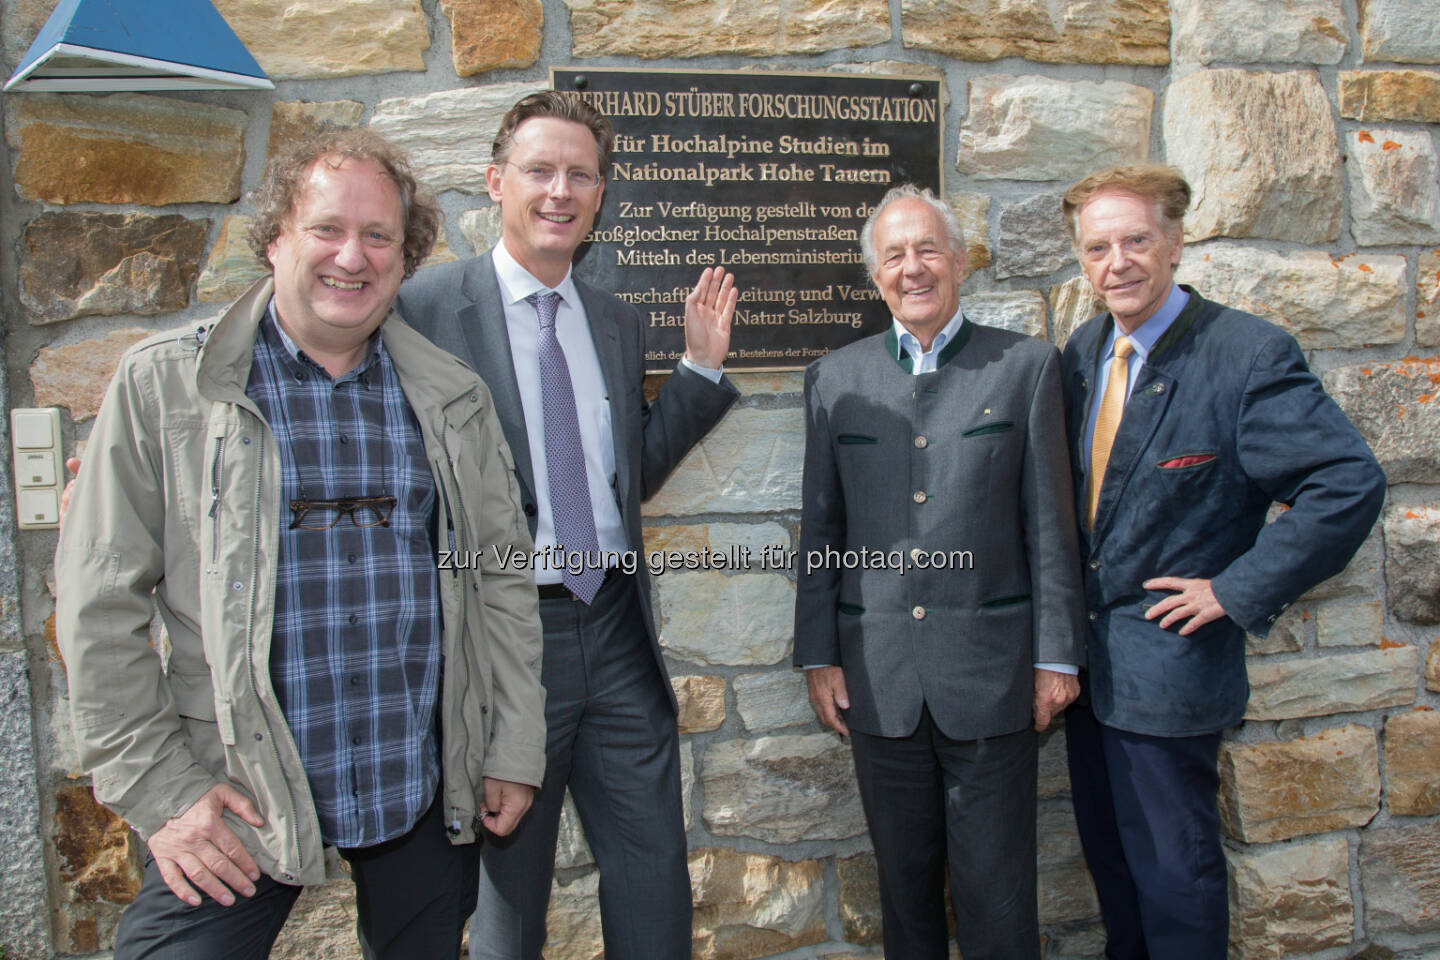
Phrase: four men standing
[{"left": 56, "top": 89, "right": 1386, "bottom": 959}]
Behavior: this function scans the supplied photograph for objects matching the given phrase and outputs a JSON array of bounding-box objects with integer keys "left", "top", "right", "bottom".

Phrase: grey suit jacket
[
  {"left": 397, "top": 251, "right": 739, "bottom": 710},
  {"left": 792, "top": 322, "right": 1085, "bottom": 740}
]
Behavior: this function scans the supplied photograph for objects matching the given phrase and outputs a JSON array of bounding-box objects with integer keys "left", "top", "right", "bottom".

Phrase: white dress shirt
[
  {"left": 493, "top": 243, "right": 724, "bottom": 583},
  {"left": 492, "top": 242, "right": 628, "bottom": 583}
]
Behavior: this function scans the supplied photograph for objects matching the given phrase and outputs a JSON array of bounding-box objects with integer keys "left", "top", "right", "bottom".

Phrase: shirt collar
[
  {"left": 1104, "top": 283, "right": 1188, "bottom": 362},
  {"left": 264, "top": 298, "right": 383, "bottom": 381},
  {"left": 892, "top": 306, "right": 966, "bottom": 363},
  {"left": 492, "top": 239, "right": 580, "bottom": 311}
]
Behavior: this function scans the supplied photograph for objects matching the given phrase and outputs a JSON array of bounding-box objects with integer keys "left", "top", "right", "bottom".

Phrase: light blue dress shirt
[
  {"left": 1082, "top": 283, "right": 1190, "bottom": 461},
  {"left": 893, "top": 309, "right": 966, "bottom": 373}
]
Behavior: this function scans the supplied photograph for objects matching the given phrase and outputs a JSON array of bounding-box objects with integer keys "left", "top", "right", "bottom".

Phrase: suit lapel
[
  {"left": 575, "top": 279, "right": 630, "bottom": 509},
  {"left": 460, "top": 254, "right": 536, "bottom": 500},
  {"left": 1090, "top": 288, "right": 1209, "bottom": 537},
  {"left": 1078, "top": 320, "right": 1107, "bottom": 469},
  {"left": 1091, "top": 356, "right": 1176, "bottom": 539}
]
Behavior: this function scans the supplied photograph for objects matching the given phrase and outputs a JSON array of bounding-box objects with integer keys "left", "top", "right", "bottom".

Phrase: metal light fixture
[{"left": 5, "top": 0, "right": 274, "bottom": 93}]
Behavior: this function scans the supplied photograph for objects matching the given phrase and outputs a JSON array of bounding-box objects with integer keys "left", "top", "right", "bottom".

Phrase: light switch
[
  {"left": 13, "top": 411, "right": 54, "bottom": 449},
  {"left": 19, "top": 451, "right": 55, "bottom": 486},
  {"left": 10, "top": 407, "right": 62, "bottom": 530},
  {"left": 17, "top": 489, "right": 58, "bottom": 526}
]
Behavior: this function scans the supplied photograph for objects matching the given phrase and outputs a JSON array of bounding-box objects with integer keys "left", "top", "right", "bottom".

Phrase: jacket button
[
  {"left": 1088, "top": 611, "right": 1099, "bottom": 622},
  {"left": 912, "top": 606, "right": 926, "bottom": 620},
  {"left": 254, "top": 732, "right": 263, "bottom": 741},
  {"left": 232, "top": 581, "right": 243, "bottom": 591},
  {"left": 914, "top": 436, "right": 928, "bottom": 449},
  {"left": 1267, "top": 614, "right": 1278, "bottom": 624},
  {"left": 1088, "top": 559, "right": 1100, "bottom": 570},
  {"left": 912, "top": 490, "right": 927, "bottom": 504},
  {"left": 523, "top": 503, "right": 537, "bottom": 517}
]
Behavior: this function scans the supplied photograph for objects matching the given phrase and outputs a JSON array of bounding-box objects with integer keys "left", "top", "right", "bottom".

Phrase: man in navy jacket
[{"left": 1059, "top": 164, "right": 1385, "bottom": 959}]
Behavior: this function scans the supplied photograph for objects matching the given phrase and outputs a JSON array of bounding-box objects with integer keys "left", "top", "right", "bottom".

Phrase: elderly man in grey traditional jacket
[{"left": 794, "top": 184, "right": 1084, "bottom": 960}]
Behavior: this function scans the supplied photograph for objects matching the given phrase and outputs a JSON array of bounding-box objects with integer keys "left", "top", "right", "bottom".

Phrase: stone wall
[{"left": 1, "top": 0, "right": 1437, "bottom": 957}]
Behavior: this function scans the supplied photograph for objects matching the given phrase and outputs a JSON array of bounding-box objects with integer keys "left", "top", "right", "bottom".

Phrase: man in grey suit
[
  {"left": 396, "top": 91, "right": 738, "bottom": 960},
  {"left": 794, "top": 185, "right": 1085, "bottom": 960}
]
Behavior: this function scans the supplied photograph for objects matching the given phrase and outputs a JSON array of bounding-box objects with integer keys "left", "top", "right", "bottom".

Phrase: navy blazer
[{"left": 1062, "top": 287, "right": 1385, "bottom": 737}]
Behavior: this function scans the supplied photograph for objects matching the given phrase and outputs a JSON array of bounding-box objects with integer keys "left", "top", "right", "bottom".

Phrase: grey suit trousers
[
  {"left": 850, "top": 710, "right": 1040, "bottom": 960},
  {"left": 469, "top": 572, "right": 690, "bottom": 960}
]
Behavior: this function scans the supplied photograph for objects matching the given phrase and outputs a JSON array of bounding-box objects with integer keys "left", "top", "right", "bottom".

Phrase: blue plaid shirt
[{"left": 246, "top": 308, "right": 441, "bottom": 848}]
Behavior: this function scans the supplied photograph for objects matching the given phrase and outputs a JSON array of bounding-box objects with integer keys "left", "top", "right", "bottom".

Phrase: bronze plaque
[{"left": 551, "top": 68, "right": 944, "bottom": 372}]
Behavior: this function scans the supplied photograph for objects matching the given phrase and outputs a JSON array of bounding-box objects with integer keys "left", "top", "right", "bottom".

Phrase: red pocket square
[{"left": 1157, "top": 453, "right": 1217, "bottom": 469}]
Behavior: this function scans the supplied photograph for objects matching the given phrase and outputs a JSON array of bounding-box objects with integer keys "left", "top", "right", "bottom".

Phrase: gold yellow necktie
[{"left": 1087, "top": 335, "right": 1134, "bottom": 530}]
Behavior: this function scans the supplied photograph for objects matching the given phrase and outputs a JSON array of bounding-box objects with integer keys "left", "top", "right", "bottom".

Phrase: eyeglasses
[
  {"left": 503, "top": 162, "right": 603, "bottom": 191},
  {"left": 289, "top": 495, "right": 397, "bottom": 530}
]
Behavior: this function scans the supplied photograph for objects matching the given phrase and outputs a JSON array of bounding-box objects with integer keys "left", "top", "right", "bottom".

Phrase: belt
[{"left": 536, "top": 567, "right": 620, "bottom": 601}]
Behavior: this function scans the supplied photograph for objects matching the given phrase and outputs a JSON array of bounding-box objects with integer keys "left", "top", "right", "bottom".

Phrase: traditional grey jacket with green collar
[
  {"left": 55, "top": 277, "right": 546, "bottom": 886},
  {"left": 793, "top": 321, "right": 1085, "bottom": 740}
]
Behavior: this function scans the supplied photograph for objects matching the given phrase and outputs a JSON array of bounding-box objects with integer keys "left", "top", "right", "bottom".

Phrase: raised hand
[{"left": 683, "top": 267, "right": 737, "bottom": 369}]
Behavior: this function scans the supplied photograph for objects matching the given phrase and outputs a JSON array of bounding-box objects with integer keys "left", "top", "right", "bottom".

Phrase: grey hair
[{"left": 859, "top": 184, "right": 966, "bottom": 275}]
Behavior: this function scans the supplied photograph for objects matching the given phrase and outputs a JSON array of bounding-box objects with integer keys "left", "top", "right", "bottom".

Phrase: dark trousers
[
  {"left": 469, "top": 572, "right": 690, "bottom": 960},
  {"left": 113, "top": 794, "right": 480, "bottom": 960},
  {"left": 1065, "top": 704, "right": 1228, "bottom": 960},
  {"left": 850, "top": 706, "right": 1040, "bottom": 960}
]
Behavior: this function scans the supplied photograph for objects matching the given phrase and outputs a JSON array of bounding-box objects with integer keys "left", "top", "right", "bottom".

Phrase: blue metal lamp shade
[{"left": 5, "top": 0, "right": 274, "bottom": 92}]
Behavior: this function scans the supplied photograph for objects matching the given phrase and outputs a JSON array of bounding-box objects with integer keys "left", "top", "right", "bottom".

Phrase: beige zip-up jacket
[{"left": 55, "top": 278, "right": 545, "bottom": 886}]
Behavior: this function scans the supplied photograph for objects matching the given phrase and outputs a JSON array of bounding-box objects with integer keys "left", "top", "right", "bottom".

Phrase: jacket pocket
[
  {"left": 837, "top": 602, "right": 866, "bottom": 616},
  {"left": 1157, "top": 452, "right": 1218, "bottom": 470},
  {"left": 1154, "top": 451, "right": 1225, "bottom": 500},
  {"left": 962, "top": 421, "right": 1014, "bottom": 438},
  {"left": 169, "top": 670, "right": 217, "bottom": 721},
  {"left": 837, "top": 434, "right": 878, "bottom": 445},
  {"left": 980, "top": 593, "right": 1031, "bottom": 609}
]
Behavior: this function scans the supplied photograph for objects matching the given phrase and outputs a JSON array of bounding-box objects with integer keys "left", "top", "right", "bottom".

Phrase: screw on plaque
[
  {"left": 908, "top": 83, "right": 924, "bottom": 97},
  {"left": 572, "top": 75, "right": 589, "bottom": 90}
]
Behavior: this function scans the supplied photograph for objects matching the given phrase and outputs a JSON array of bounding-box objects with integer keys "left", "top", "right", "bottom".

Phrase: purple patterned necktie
[{"left": 530, "top": 292, "right": 606, "bottom": 603}]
